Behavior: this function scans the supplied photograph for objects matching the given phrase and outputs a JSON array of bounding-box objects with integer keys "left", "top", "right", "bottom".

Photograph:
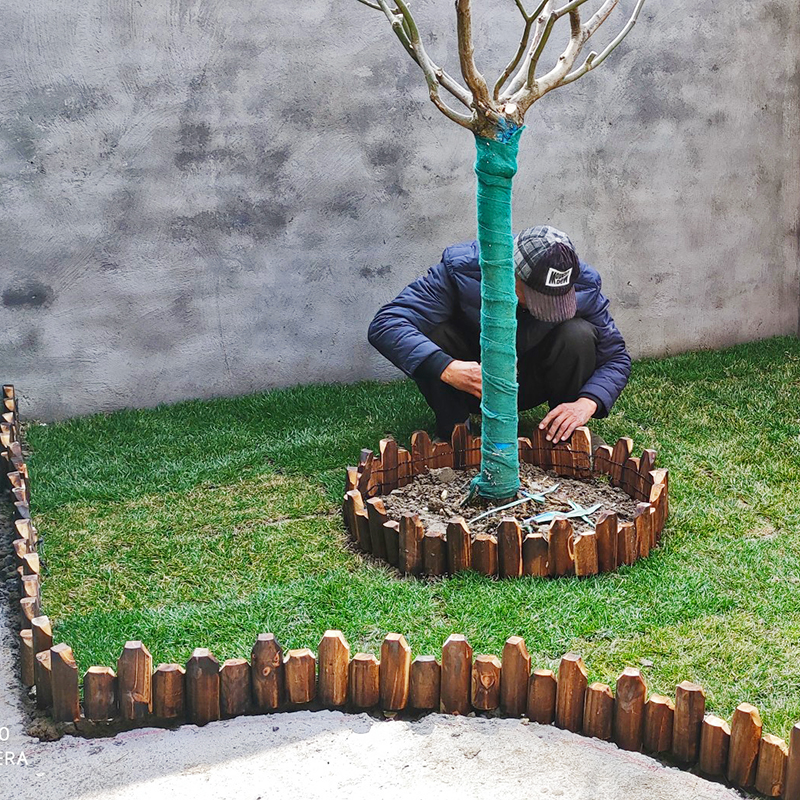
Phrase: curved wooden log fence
[{"left": 3, "top": 385, "right": 798, "bottom": 798}]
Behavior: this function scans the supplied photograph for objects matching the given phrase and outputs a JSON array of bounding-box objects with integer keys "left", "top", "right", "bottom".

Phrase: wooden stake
[
  {"left": 466, "top": 434, "right": 481, "bottom": 468},
  {"left": 471, "top": 655, "right": 501, "bottom": 711},
  {"left": 441, "top": 634, "right": 473, "bottom": 715},
  {"left": 220, "top": 658, "right": 251, "bottom": 719},
  {"left": 573, "top": 530, "right": 598, "bottom": 577},
  {"left": 186, "top": 648, "right": 220, "bottom": 726},
  {"left": 379, "top": 438, "right": 399, "bottom": 491},
  {"left": 382, "top": 520, "right": 400, "bottom": 566},
  {"left": 422, "top": 530, "right": 447, "bottom": 576},
  {"left": 614, "top": 667, "right": 646, "bottom": 751},
  {"left": 643, "top": 695, "right": 674, "bottom": 753},
  {"left": 755, "top": 734, "right": 788, "bottom": 797},
  {"left": 32, "top": 615, "right": 52, "bottom": 654},
  {"left": 634, "top": 503, "right": 653, "bottom": 559},
  {"left": 50, "top": 644, "right": 80, "bottom": 722},
  {"left": 452, "top": 423, "right": 469, "bottom": 469},
  {"left": 117, "top": 641, "right": 152, "bottom": 720},
  {"left": 397, "top": 447, "right": 411, "bottom": 488},
  {"left": 500, "top": 636, "right": 530, "bottom": 717},
  {"left": 284, "top": 648, "right": 316, "bottom": 706},
  {"left": 639, "top": 449, "right": 657, "bottom": 501},
  {"left": 555, "top": 653, "right": 588, "bottom": 733},
  {"left": 532, "top": 426, "right": 552, "bottom": 470},
  {"left": 432, "top": 441, "right": 454, "bottom": 468},
  {"left": 35, "top": 650, "right": 52, "bottom": 709},
  {"left": 83, "top": 666, "right": 117, "bottom": 721},
  {"left": 399, "top": 513, "right": 424, "bottom": 576},
  {"left": 446, "top": 518, "right": 472, "bottom": 574},
  {"left": 22, "top": 552, "right": 40, "bottom": 576},
  {"left": 318, "top": 630, "right": 350, "bottom": 708},
  {"left": 518, "top": 436, "right": 533, "bottom": 465},
  {"left": 19, "top": 629, "right": 34, "bottom": 687},
  {"left": 610, "top": 437, "right": 634, "bottom": 487},
  {"left": 356, "top": 449, "right": 374, "bottom": 495},
  {"left": 349, "top": 654, "right": 380, "bottom": 709},
  {"left": 410, "top": 655, "right": 441, "bottom": 711},
  {"left": 411, "top": 430, "right": 433, "bottom": 475},
  {"left": 784, "top": 722, "right": 800, "bottom": 800},
  {"left": 251, "top": 633, "right": 284, "bottom": 711},
  {"left": 727, "top": 702, "right": 763, "bottom": 787},
  {"left": 522, "top": 532, "right": 549, "bottom": 576},
  {"left": 552, "top": 442, "right": 574, "bottom": 478},
  {"left": 622, "top": 456, "right": 641, "bottom": 499},
  {"left": 617, "top": 521, "right": 638, "bottom": 566},
  {"left": 20, "top": 574, "right": 40, "bottom": 599},
  {"left": 571, "top": 426, "right": 592, "bottom": 479},
  {"left": 595, "top": 511, "right": 618, "bottom": 572},
  {"left": 20, "top": 596, "right": 39, "bottom": 627},
  {"left": 593, "top": 444, "right": 613, "bottom": 477},
  {"left": 548, "top": 518, "right": 574, "bottom": 577},
  {"left": 366, "top": 497, "right": 389, "bottom": 561},
  {"left": 498, "top": 518, "right": 523, "bottom": 578},
  {"left": 527, "top": 669, "right": 557, "bottom": 725},
  {"left": 379, "top": 633, "right": 411, "bottom": 711},
  {"left": 342, "top": 490, "right": 357, "bottom": 542},
  {"left": 472, "top": 534, "right": 498, "bottom": 576},
  {"left": 366, "top": 458, "right": 382, "bottom": 497},
  {"left": 583, "top": 682, "right": 614, "bottom": 740},
  {"left": 672, "top": 680, "right": 705, "bottom": 763},
  {"left": 699, "top": 715, "right": 730, "bottom": 777},
  {"left": 345, "top": 489, "right": 371, "bottom": 552},
  {"left": 649, "top": 483, "right": 667, "bottom": 542}
]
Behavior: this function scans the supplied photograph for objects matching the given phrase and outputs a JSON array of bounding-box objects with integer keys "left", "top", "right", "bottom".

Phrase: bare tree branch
[
  {"left": 455, "top": 0, "right": 491, "bottom": 108},
  {"left": 524, "top": 10, "right": 557, "bottom": 89},
  {"left": 354, "top": 0, "right": 385, "bottom": 10},
  {"left": 371, "top": 0, "right": 475, "bottom": 127},
  {"left": 501, "top": 0, "right": 552, "bottom": 100},
  {"left": 494, "top": 0, "right": 549, "bottom": 100},
  {"left": 529, "top": 8, "right": 588, "bottom": 102},
  {"left": 583, "top": 0, "right": 620, "bottom": 38},
  {"left": 372, "top": 0, "right": 475, "bottom": 128},
  {"left": 561, "top": 0, "right": 645, "bottom": 86},
  {"left": 552, "top": 0, "right": 592, "bottom": 16}
]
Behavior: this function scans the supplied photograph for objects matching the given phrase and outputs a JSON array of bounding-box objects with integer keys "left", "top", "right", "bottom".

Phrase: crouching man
[{"left": 368, "top": 226, "right": 631, "bottom": 444}]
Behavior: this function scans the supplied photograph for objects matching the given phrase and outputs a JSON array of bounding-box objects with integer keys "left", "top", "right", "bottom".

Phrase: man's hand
[
  {"left": 540, "top": 397, "right": 597, "bottom": 443},
  {"left": 441, "top": 360, "right": 482, "bottom": 399}
]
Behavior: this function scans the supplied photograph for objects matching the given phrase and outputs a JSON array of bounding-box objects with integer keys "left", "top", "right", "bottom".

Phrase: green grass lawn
[{"left": 27, "top": 336, "right": 800, "bottom": 737}]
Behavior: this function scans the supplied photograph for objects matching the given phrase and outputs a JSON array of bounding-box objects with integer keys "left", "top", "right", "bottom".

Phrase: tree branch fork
[{"left": 358, "top": 0, "right": 646, "bottom": 138}]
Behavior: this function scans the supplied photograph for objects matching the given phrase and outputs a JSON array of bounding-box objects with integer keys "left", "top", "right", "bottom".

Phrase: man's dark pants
[{"left": 412, "top": 317, "right": 598, "bottom": 440}]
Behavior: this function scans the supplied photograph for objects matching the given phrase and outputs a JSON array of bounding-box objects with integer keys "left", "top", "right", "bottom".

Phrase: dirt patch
[{"left": 381, "top": 464, "right": 638, "bottom": 538}]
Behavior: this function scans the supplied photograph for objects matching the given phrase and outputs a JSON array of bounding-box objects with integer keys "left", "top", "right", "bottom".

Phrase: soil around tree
[{"left": 380, "top": 463, "right": 638, "bottom": 539}]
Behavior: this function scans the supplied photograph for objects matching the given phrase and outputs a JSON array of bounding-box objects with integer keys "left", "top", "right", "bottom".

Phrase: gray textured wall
[{"left": 1, "top": 0, "right": 798, "bottom": 419}]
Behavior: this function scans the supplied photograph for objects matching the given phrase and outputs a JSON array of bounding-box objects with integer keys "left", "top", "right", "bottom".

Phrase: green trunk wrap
[{"left": 471, "top": 128, "right": 523, "bottom": 501}]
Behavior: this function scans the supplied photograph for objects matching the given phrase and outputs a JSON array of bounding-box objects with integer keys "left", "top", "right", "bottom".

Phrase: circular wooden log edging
[{"left": 343, "top": 423, "right": 669, "bottom": 578}]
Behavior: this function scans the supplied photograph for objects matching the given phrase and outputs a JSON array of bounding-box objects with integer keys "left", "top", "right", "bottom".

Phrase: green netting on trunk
[{"left": 470, "top": 127, "right": 523, "bottom": 501}]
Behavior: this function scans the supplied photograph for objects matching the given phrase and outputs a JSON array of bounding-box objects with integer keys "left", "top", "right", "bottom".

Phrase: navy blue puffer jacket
[{"left": 368, "top": 240, "right": 631, "bottom": 417}]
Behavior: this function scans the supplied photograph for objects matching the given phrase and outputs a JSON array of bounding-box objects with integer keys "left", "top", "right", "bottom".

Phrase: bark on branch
[
  {"left": 455, "top": 0, "right": 491, "bottom": 110},
  {"left": 357, "top": 0, "right": 646, "bottom": 137},
  {"left": 561, "top": 0, "right": 645, "bottom": 86},
  {"left": 373, "top": 0, "right": 475, "bottom": 129}
]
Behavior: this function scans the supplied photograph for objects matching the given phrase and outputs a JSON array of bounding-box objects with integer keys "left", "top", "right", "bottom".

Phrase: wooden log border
[
  {"left": 343, "top": 423, "right": 669, "bottom": 579},
  {"left": 5, "top": 386, "right": 799, "bottom": 798}
]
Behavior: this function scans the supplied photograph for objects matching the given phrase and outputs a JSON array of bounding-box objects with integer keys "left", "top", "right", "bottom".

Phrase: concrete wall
[{"left": 1, "top": 0, "right": 798, "bottom": 419}]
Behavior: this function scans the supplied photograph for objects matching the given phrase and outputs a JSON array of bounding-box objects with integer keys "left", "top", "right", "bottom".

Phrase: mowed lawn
[{"left": 27, "top": 336, "right": 800, "bottom": 737}]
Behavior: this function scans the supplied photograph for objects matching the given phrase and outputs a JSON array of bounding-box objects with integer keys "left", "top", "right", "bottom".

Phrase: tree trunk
[{"left": 471, "top": 126, "right": 523, "bottom": 500}]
